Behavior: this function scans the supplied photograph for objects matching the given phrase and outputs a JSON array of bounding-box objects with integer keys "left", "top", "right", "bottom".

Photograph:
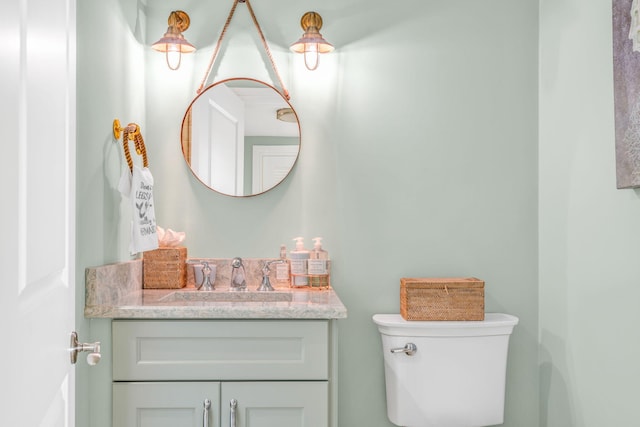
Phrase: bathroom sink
[{"left": 159, "top": 290, "right": 294, "bottom": 303}]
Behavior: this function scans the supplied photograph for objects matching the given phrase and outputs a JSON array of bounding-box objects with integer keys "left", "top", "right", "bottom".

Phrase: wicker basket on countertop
[
  {"left": 143, "top": 247, "right": 187, "bottom": 289},
  {"left": 400, "top": 277, "right": 484, "bottom": 321}
]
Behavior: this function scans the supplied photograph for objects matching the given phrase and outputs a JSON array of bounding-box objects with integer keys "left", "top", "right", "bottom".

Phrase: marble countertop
[{"left": 84, "top": 260, "right": 347, "bottom": 320}]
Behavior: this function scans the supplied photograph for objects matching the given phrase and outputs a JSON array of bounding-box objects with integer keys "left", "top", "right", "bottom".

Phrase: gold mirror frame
[{"left": 181, "top": 78, "right": 300, "bottom": 197}]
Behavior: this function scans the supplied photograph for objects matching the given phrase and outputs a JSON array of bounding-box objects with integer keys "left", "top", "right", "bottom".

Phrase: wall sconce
[
  {"left": 152, "top": 10, "right": 196, "bottom": 70},
  {"left": 290, "top": 11, "right": 334, "bottom": 71}
]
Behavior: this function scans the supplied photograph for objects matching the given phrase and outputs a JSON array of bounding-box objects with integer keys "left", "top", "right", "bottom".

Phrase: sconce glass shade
[
  {"left": 290, "top": 11, "right": 334, "bottom": 71},
  {"left": 152, "top": 10, "right": 196, "bottom": 70}
]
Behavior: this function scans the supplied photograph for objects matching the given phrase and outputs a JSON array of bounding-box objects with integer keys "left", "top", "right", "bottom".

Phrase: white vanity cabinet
[{"left": 111, "top": 319, "right": 332, "bottom": 427}]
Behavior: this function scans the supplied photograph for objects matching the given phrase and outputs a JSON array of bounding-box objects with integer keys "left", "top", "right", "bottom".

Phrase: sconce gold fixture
[
  {"left": 152, "top": 10, "right": 196, "bottom": 70},
  {"left": 290, "top": 11, "right": 334, "bottom": 71}
]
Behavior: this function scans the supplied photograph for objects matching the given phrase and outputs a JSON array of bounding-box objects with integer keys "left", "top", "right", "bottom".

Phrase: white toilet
[{"left": 373, "top": 313, "right": 518, "bottom": 427}]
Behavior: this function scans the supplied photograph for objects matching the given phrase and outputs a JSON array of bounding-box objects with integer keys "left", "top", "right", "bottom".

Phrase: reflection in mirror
[{"left": 181, "top": 78, "right": 300, "bottom": 197}]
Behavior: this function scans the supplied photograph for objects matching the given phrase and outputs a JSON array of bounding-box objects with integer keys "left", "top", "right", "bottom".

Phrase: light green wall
[
  {"left": 539, "top": 0, "right": 640, "bottom": 425},
  {"left": 76, "top": 0, "right": 146, "bottom": 424},
  {"left": 77, "top": 0, "right": 539, "bottom": 426}
]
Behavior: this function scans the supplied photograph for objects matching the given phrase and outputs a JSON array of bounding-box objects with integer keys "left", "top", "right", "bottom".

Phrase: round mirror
[{"left": 181, "top": 78, "right": 300, "bottom": 197}]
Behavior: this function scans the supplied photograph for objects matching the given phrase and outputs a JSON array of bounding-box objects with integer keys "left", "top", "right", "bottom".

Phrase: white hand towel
[{"left": 118, "top": 165, "right": 159, "bottom": 255}]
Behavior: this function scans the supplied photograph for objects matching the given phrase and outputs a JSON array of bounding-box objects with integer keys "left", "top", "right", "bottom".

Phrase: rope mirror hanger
[{"left": 196, "top": 0, "right": 290, "bottom": 100}]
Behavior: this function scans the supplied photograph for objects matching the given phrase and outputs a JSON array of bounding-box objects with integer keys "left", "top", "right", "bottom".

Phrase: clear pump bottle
[
  {"left": 308, "top": 237, "right": 328, "bottom": 270},
  {"left": 308, "top": 237, "right": 329, "bottom": 287},
  {"left": 290, "top": 237, "right": 310, "bottom": 286}
]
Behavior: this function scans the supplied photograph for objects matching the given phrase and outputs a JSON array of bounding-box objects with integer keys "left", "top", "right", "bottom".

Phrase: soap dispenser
[
  {"left": 290, "top": 237, "right": 310, "bottom": 286},
  {"left": 308, "top": 237, "right": 329, "bottom": 288},
  {"left": 310, "top": 238, "right": 328, "bottom": 261}
]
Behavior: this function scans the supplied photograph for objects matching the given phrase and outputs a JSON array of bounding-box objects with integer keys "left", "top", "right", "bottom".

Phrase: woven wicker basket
[
  {"left": 143, "top": 247, "right": 187, "bottom": 289},
  {"left": 400, "top": 277, "right": 484, "bottom": 321}
]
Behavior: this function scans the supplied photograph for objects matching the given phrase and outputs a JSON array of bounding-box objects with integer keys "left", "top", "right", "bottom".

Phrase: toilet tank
[{"left": 373, "top": 313, "right": 518, "bottom": 427}]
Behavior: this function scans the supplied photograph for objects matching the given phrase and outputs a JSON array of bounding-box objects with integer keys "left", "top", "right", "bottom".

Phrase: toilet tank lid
[{"left": 372, "top": 313, "right": 519, "bottom": 337}]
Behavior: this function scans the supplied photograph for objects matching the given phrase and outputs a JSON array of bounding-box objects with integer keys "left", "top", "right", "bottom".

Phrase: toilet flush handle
[{"left": 390, "top": 343, "right": 417, "bottom": 356}]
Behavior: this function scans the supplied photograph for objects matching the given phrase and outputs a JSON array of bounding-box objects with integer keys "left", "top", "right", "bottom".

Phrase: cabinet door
[
  {"left": 113, "top": 382, "right": 221, "bottom": 427},
  {"left": 221, "top": 382, "right": 328, "bottom": 427}
]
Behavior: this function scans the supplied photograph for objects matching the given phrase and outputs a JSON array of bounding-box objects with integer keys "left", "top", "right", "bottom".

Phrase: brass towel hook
[
  {"left": 112, "top": 119, "right": 140, "bottom": 141},
  {"left": 113, "top": 119, "right": 148, "bottom": 173}
]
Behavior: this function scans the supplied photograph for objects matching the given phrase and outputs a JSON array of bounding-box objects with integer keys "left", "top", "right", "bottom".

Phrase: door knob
[{"left": 69, "top": 331, "right": 101, "bottom": 365}]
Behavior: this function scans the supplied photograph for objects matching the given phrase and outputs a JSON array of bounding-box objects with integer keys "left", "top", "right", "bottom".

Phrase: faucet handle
[
  {"left": 262, "top": 259, "right": 283, "bottom": 272},
  {"left": 194, "top": 261, "right": 216, "bottom": 291},
  {"left": 257, "top": 260, "right": 283, "bottom": 291}
]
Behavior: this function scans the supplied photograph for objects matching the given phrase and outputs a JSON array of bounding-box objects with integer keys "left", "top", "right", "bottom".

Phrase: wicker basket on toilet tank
[{"left": 400, "top": 277, "right": 484, "bottom": 321}]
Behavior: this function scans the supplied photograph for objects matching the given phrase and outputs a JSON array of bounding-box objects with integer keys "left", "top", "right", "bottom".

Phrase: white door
[
  {"left": 252, "top": 145, "right": 299, "bottom": 193},
  {"left": 0, "top": 0, "right": 76, "bottom": 425},
  {"left": 209, "top": 103, "right": 243, "bottom": 195},
  {"left": 192, "top": 84, "right": 245, "bottom": 195}
]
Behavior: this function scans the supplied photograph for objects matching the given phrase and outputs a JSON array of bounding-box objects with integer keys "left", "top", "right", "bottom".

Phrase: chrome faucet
[
  {"left": 230, "top": 257, "right": 247, "bottom": 291},
  {"left": 257, "top": 260, "right": 284, "bottom": 291}
]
